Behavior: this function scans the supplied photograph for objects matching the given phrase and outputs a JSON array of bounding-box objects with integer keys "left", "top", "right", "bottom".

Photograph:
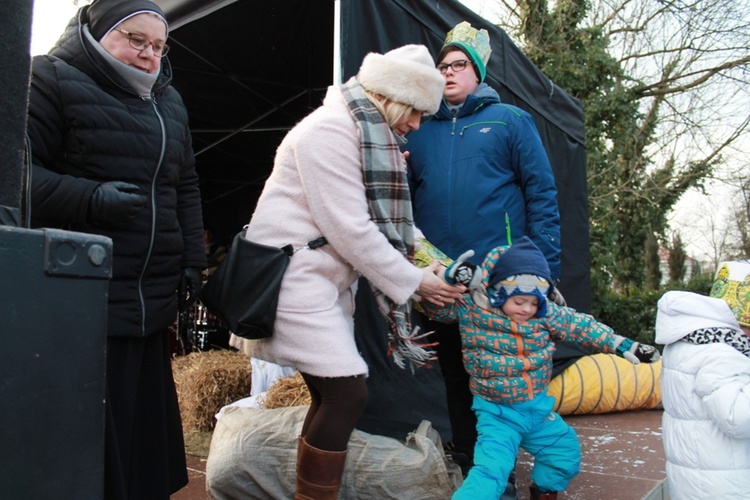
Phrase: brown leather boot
[
  {"left": 294, "top": 437, "right": 347, "bottom": 500},
  {"left": 530, "top": 484, "right": 558, "bottom": 500}
]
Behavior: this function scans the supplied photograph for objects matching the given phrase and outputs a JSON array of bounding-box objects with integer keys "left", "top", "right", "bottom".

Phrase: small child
[
  {"left": 421, "top": 236, "right": 660, "bottom": 500},
  {"left": 655, "top": 260, "right": 750, "bottom": 499}
]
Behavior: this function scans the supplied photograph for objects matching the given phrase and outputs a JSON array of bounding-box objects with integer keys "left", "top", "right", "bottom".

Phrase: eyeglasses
[
  {"left": 436, "top": 59, "right": 471, "bottom": 74},
  {"left": 115, "top": 28, "right": 170, "bottom": 57}
]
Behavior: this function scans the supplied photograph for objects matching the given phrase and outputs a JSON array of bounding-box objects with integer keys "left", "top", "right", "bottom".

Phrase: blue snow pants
[{"left": 452, "top": 392, "right": 581, "bottom": 499}]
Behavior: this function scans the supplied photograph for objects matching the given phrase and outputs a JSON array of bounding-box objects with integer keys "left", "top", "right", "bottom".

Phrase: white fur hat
[{"left": 357, "top": 44, "right": 444, "bottom": 114}]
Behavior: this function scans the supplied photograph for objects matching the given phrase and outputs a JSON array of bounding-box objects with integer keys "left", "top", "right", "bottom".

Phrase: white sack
[{"left": 206, "top": 405, "right": 462, "bottom": 499}]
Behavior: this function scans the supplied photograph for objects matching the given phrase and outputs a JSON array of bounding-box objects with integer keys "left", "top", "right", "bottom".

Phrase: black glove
[
  {"left": 88, "top": 181, "right": 147, "bottom": 227},
  {"left": 178, "top": 267, "right": 203, "bottom": 312},
  {"left": 444, "top": 250, "right": 482, "bottom": 289},
  {"left": 614, "top": 335, "right": 661, "bottom": 364}
]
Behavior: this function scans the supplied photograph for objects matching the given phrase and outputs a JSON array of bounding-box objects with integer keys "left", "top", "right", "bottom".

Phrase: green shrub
[
  {"left": 683, "top": 272, "right": 713, "bottom": 295},
  {"left": 590, "top": 272, "right": 714, "bottom": 348},
  {"left": 592, "top": 287, "right": 662, "bottom": 346}
]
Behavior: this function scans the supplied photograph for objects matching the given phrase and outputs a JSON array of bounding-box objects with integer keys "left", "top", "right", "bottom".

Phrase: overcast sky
[{"left": 30, "top": 0, "right": 79, "bottom": 55}]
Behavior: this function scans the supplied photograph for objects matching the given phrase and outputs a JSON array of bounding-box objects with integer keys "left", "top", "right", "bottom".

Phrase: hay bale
[
  {"left": 262, "top": 372, "right": 311, "bottom": 409},
  {"left": 173, "top": 350, "right": 252, "bottom": 432},
  {"left": 184, "top": 430, "right": 213, "bottom": 458}
]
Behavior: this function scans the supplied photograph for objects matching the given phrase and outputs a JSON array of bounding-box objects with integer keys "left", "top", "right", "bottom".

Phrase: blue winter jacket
[{"left": 405, "top": 84, "right": 561, "bottom": 280}]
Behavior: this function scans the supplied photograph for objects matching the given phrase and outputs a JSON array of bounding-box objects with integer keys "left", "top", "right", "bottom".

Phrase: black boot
[{"left": 529, "top": 484, "right": 558, "bottom": 500}]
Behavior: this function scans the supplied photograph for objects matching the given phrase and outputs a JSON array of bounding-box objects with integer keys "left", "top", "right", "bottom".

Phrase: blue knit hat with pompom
[{"left": 487, "top": 236, "right": 552, "bottom": 317}]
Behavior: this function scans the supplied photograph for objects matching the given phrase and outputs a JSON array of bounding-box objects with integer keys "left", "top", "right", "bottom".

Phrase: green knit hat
[{"left": 440, "top": 21, "right": 492, "bottom": 82}]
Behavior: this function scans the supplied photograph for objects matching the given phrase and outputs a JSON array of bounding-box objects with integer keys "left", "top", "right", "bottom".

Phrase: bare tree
[
  {"left": 728, "top": 172, "right": 750, "bottom": 258},
  {"left": 669, "top": 187, "right": 733, "bottom": 269},
  {"left": 475, "top": 0, "right": 750, "bottom": 291}
]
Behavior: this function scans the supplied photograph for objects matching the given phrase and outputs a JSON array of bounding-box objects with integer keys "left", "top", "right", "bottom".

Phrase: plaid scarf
[{"left": 340, "top": 77, "right": 435, "bottom": 371}]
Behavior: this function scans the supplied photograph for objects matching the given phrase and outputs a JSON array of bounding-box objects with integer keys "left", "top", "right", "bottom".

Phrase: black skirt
[{"left": 105, "top": 331, "right": 188, "bottom": 499}]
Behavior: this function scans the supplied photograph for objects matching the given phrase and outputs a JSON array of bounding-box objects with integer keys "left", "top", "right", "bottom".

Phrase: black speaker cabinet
[{"left": 0, "top": 226, "right": 111, "bottom": 498}]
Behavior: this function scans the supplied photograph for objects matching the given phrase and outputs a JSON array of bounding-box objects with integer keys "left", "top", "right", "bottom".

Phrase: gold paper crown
[
  {"left": 443, "top": 21, "right": 492, "bottom": 80},
  {"left": 710, "top": 260, "right": 750, "bottom": 327}
]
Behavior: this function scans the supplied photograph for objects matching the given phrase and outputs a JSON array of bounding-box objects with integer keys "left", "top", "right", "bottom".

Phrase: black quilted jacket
[{"left": 27, "top": 8, "right": 206, "bottom": 338}]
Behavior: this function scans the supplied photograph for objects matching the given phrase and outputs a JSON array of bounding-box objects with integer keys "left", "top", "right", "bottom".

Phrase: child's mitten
[
  {"left": 444, "top": 250, "right": 482, "bottom": 289},
  {"left": 613, "top": 335, "right": 661, "bottom": 364}
]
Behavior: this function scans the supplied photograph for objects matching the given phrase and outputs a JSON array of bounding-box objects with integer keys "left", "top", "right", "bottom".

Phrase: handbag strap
[
  {"left": 241, "top": 225, "right": 327, "bottom": 257},
  {"left": 282, "top": 236, "right": 328, "bottom": 257}
]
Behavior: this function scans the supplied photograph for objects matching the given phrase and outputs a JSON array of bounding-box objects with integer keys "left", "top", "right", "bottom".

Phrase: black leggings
[{"left": 299, "top": 373, "right": 368, "bottom": 452}]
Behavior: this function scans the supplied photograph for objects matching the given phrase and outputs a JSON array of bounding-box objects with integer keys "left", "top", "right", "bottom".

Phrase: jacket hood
[
  {"left": 655, "top": 290, "right": 742, "bottom": 345},
  {"left": 434, "top": 83, "right": 500, "bottom": 120},
  {"left": 48, "top": 7, "right": 173, "bottom": 96}
]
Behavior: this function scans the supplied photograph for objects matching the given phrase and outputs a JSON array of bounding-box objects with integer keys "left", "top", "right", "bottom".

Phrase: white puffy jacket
[{"left": 655, "top": 291, "right": 750, "bottom": 499}]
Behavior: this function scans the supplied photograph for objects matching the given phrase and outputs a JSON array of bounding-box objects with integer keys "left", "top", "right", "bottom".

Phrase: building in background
[{"left": 658, "top": 246, "right": 702, "bottom": 285}]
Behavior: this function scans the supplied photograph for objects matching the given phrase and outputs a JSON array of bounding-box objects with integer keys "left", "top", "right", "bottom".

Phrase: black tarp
[
  {"left": 158, "top": 0, "right": 335, "bottom": 244},
  {"left": 156, "top": 0, "right": 593, "bottom": 441}
]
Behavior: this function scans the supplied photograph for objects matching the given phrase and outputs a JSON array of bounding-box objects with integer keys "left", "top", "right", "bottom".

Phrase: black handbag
[{"left": 199, "top": 229, "right": 327, "bottom": 339}]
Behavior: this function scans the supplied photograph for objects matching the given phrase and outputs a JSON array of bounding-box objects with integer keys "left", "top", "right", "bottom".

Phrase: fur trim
[{"left": 357, "top": 45, "right": 444, "bottom": 115}]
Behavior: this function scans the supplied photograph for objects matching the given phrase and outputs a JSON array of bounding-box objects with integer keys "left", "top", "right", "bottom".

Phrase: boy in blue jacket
[{"left": 421, "top": 236, "right": 660, "bottom": 499}]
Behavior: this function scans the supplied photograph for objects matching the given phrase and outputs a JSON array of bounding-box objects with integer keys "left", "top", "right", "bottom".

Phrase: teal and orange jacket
[{"left": 421, "top": 247, "right": 617, "bottom": 404}]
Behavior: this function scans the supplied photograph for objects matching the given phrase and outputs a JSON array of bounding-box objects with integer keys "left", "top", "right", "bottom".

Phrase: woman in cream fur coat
[{"left": 231, "top": 44, "right": 465, "bottom": 499}]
